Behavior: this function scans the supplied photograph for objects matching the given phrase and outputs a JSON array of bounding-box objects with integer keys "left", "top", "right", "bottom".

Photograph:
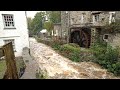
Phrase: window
[
  {"left": 103, "top": 34, "right": 109, "bottom": 42},
  {"left": 81, "top": 13, "right": 85, "bottom": 23},
  {"left": 4, "top": 39, "right": 16, "bottom": 51},
  {"left": 2, "top": 14, "right": 15, "bottom": 29},
  {"left": 104, "top": 35, "right": 108, "bottom": 39},
  {"left": 94, "top": 14, "right": 99, "bottom": 22},
  {"left": 109, "top": 12, "right": 115, "bottom": 24}
]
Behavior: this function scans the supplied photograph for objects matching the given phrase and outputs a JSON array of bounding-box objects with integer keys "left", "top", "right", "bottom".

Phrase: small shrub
[
  {"left": 68, "top": 43, "right": 80, "bottom": 48},
  {"left": 36, "top": 69, "right": 48, "bottom": 79},
  {"left": 52, "top": 43, "right": 61, "bottom": 50},
  {"left": 91, "top": 42, "right": 120, "bottom": 76},
  {"left": 80, "top": 48, "right": 94, "bottom": 62},
  {"left": 69, "top": 52, "right": 81, "bottom": 62},
  {"left": 90, "top": 42, "right": 107, "bottom": 57},
  {"left": 62, "top": 44, "right": 80, "bottom": 52},
  {"left": 60, "top": 44, "right": 81, "bottom": 62}
]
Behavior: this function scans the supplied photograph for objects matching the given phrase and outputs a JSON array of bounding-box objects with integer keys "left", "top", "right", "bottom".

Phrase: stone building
[
  {"left": 53, "top": 23, "right": 62, "bottom": 37},
  {"left": 60, "top": 11, "right": 120, "bottom": 48}
]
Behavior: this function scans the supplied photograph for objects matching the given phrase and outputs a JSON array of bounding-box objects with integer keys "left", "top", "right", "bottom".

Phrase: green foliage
[
  {"left": 27, "top": 17, "right": 34, "bottom": 36},
  {"left": 90, "top": 42, "right": 107, "bottom": 57},
  {"left": 60, "top": 44, "right": 81, "bottom": 62},
  {"left": 27, "top": 17, "right": 32, "bottom": 31},
  {"left": 51, "top": 40, "right": 63, "bottom": 50},
  {"left": 68, "top": 43, "right": 80, "bottom": 48},
  {"left": 43, "top": 21, "right": 53, "bottom": 32},
  {"left": 91, "top": 42, "right": 120, "bottom": 76},
  {"left": 30, "top": 12, "right": 46, "bottom": 34},
  {"left": 62, "top": 44, "right": 80, "bottom": 53},
  {"left": 36, "top": 37, "right": 64, "bottom": 49},
  {"left": 47, "top": 11, "right": 61, "bottom": 23},
  {"left": 0, "top": 60, "right": 6, "bottom": 79},
  {"left": 69, "top": 52, "right": 81, "bottom": 62},
  {"left": 29, "top": 11, "right": 61, "bottom": 36},
  {"left": 80, "top": 48, "right": 94, "bottom": 62},
  {"left": 36, "top": 37, "right": 81, "bottom": 62},
  {"left": 36, "top": 69, "right": 48, "bottom": 79},
  {"left": 104, "top": 19, "right": 120, "bottom": 33}
]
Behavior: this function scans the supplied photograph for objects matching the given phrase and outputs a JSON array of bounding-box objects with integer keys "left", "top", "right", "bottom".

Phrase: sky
[{"left": 26, "top": 11, "right": 41, "bottom": 18}]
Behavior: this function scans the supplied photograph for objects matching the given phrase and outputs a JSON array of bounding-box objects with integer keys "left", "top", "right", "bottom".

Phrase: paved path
[
  {"left": 27, "top": 38, "right": 119, "bottom": 79},
  {"left": 20, "top": 46, "right": 39, "bottom": 79}
]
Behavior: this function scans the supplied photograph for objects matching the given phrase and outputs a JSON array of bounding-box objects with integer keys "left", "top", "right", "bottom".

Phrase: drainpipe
[{"left": 25, "top": 11, "right": 30, "bottom": 49}]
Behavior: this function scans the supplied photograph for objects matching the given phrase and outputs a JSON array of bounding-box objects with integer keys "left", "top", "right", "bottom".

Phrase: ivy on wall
[{"left": 104, "top": 19, "right": 120, "bottom": 33}]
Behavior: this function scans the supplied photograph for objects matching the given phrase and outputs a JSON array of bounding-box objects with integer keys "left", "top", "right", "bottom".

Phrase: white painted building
[{"left": 0, "top": 11, "right": 29, "bottom": 57}]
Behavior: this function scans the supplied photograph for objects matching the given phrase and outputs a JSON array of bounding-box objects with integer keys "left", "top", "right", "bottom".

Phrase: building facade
[
  {"left": 60, "top": 11, "right": 120, "bottom": 48},
  {"left": 0, "top": 11, "right": 29, "bottom": 57}
]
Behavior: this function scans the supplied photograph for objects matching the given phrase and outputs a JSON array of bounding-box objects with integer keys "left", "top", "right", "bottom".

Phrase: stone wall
[
  {"left": 53, "top": 24, "right": 62, "bottom": 37},
  {"left": 70, "top": 11, "right": 92, "bottom": 25},
  {"left": 61, "top": 11, "right": 69, "bottom": 38},
  {"left": 61, "top": 11, "right": 120, "bottom": 47},
  {"left": 109, "top": 33, "right": 120, "bottom": 48},
  {"left": 92, "top": 12, "right": 110, "bottom": 26}
]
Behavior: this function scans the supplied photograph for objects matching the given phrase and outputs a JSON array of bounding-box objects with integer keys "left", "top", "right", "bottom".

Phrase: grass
[
  {"left": 0, "top": 60, "right": 7, "bottom": 79},
  {"left": 0, "top": 57, "right": 26, "bottom": 79},
  {"left": 36, "top": 69, "right": 48, "bottom": 79}
]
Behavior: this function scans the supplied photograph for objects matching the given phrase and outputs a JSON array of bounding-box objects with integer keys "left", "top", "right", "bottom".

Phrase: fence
[{"left": 0, "top": 42, "right": 18, "bottom": 79}]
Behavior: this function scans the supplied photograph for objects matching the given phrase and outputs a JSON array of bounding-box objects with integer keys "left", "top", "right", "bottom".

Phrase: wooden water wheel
[{"left": 71, "top": 30, "right": 90, "bottom": 48}]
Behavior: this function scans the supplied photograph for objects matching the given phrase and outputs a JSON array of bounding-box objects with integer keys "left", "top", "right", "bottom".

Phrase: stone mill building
[{"left": 53, "top": 11, "right": 120, "bottom": 48}]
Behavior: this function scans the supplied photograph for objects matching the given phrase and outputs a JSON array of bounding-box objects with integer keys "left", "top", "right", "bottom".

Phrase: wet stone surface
[{"left": 27, "top": 38, "right": 120, "bottom": 79}]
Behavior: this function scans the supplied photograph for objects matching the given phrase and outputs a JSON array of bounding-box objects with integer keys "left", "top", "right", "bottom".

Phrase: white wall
[{"left": 0, "top": 11, "right": 29, "bottom": 57}]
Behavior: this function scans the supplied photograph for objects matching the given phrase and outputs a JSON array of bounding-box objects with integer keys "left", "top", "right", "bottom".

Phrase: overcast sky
[{"left": 26, "top": 11, "right": 41, "bottom": 18}]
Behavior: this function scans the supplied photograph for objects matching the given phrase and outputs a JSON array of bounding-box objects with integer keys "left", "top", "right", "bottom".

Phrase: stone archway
[{"left": 70, "top": 28, "right": 91, "bottom": 48}]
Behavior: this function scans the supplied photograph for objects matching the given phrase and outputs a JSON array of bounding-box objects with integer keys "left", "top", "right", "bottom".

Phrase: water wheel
[{"left": 71, "top": 30, "right": 90, "bottom": 48}]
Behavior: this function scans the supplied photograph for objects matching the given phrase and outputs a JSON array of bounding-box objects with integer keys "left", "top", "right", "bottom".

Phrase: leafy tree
[
  {"left": 43, "top": 11, "right": 61, "bottom": 36},
  {"left": 47, "top": 11, "right": 61, "bottom": 23},
  {"left": 27, "top": 17, "right": 33, "bottom": 35},
  {"left": 43, "top": 21, "right": 53, "bottom": 33},
  {"left": 27, "top": 17, "right": 32, "bottom": 30},
  {"left": 30, "top": 12, "right": 46, "bottom": 34}
]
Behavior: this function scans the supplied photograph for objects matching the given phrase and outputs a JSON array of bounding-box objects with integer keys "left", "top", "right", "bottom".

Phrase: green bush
[
  {"left": 91, "top": 42, "right": 120, "bottom": 76},
  {"left": 80, "top": 48, "right": 94, "bottom": 62},
  {"left": 36, "top": 37, "right": 87, "bottom": 62},
  {"left": 68, "top": 43, "right": 80, "bottom": 48},
  {"left": 51, "top": 40, "right": 65, "bottom": 50},
  {"left": 36, "top": 37, "right": 65, "bottom": 49},
  {"left": 69, "top": 52, "right": 81, "bottom": 62},
  {"left": 60, "top": 44, "right": 81, "bottom": 62},
  {"left": 62, "top": 44, "right": 80, "bottom": 52},
  {"left": 51, "top": 43, "right": 61, "bottom": 50},
  {"left": 90, "top": 42, "right": 107, "bottom": 57}
]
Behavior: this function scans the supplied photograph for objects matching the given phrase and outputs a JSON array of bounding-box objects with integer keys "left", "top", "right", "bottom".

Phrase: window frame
[
  {"left": 2, "top": 14, "right": 16, "bottom": 29},
  {"left": 109, "top": 12, "right": 116, "bottom": 24},
  {"left": 81, "top": 13, "right": 85, "bottom": 23},
  {"left": 103, "top": 34, "right": 109, "bottom": 42},
  {"left": 94, "top": 14, "right": 99, "bottom": 22}
]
